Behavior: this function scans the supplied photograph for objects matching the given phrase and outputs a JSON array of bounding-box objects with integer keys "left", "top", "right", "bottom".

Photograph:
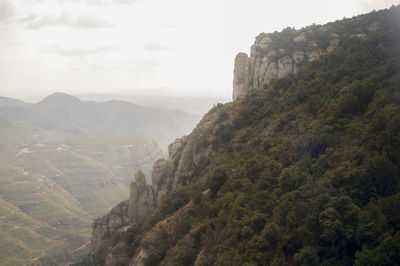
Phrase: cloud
[
  {"left": 143, "top": 42, "right": 173, "bottom": 51},
  {"left": 26, "top": 12, "right": 113, "bottom": 29},
  {"left": 40, "top": 44, "right": 118, "bottom": 56},
  {"left": 158, "top": 23, "right": 173, "bottom": 29},
  {"left": 83, "top": 0, "right": 139, "bottom": 5},
  {"left": 28, "top": 0, "right": 139, "bottom": 6},
  {"left": 0, "top": 0, "right": 14, "bottom": 22},
  {"left": 72, "top": 15, "right": 113, "bottom": 28},
  {"left": 356, "top": 0, "right": 398, "bottom": 11}
]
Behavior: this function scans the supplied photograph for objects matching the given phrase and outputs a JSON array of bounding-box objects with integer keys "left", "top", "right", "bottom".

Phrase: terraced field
[{"left": 0, "top": 137, "right": 162, "bottom": 265}]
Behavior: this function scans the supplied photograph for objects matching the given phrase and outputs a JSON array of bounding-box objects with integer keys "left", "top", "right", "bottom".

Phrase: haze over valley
[
  {"left": 0, "top": 92, "right": 202, "bottom": 264},
  {"left": 0, "top": 0, "right": 399, "bottom": 265}
]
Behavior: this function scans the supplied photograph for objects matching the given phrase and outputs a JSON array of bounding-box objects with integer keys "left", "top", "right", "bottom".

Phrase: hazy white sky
[{"left": 0, "top": 0, "right": 398, "bottom": 99}]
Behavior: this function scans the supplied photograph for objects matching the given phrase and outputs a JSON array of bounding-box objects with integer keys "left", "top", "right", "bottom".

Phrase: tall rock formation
[
  {"left": 128, "top": 171, "right": 153, "bottom": 224},
  {"left": 232, "top": 30, "right": 327, "bottom": 100},
  {"left": 232, "top": 53, "right": 250, "bottom": 100},
  {"left": 232, "top": 20, "right": 380, "bottom": 100},
  {"left": 88, "top": 105, "right": 226, "bottom": 258},
  {"left": 90, "top": 167, "right": 171, "bottom": 256}
]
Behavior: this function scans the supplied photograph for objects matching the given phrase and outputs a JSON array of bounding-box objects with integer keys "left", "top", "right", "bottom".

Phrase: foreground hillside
[{"left": 81, "top": 6, "right": 400, "bottom": 265}]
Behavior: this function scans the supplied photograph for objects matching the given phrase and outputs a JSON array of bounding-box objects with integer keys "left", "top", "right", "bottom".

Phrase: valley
[{"left": 0, "top": 93, "right": 203, "bottom": 264}]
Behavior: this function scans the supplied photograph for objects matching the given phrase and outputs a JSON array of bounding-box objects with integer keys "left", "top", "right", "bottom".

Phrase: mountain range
[{"left": 0, "top": 92, "right": 201, "bottom": 146}]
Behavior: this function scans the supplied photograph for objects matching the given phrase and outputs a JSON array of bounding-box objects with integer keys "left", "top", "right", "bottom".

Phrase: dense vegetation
[{"left": 83, "top": 6, "right": 400, "bottom": 265}]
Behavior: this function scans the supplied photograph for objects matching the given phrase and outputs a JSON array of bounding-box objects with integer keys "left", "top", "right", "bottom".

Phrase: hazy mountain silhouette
[
  {"left": 0, "top": 96, "right": 29, "bottom": 108},
  {"left": 0, "top": 92, "right": 200, "bottom": 145}
]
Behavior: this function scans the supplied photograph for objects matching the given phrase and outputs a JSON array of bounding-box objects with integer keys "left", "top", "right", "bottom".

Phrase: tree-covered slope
[{"left": 82, "top": 6, "right": 400, "bottom": 266}]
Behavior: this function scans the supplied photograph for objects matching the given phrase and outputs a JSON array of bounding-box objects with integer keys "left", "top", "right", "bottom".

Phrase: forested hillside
[{"left": 81, "top": 6, "right": 400, "bottom": 265}]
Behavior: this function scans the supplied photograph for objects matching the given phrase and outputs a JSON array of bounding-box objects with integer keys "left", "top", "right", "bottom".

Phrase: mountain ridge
[
  {"left": 79, "top": 5, "right": 400, "bottom": 265},
  {"left": 0, "top": 92, "right": 200, "bottom": 145},
  {"left": 38, "top": 92, "right": 82, "bottom": 106}
]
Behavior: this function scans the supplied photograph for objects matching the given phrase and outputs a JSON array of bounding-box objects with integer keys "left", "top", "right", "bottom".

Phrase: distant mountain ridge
[
  {"left": 0, "top": 92, "right": 200, "bottom": 145},
  {"left": 77, "top": 94, "right": 230, "bottom": 116},
  {"left": 0, "top": 116, "right": 59, "bottom": 144},
  {"left": 0, "top": 96, "right": 29, "bottom": 108}
]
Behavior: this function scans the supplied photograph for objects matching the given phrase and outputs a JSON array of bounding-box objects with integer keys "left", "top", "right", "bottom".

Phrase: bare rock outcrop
[
  {"left": 232, "top": 30, "right": 316, "bottom": 100},
  {"left": 90, "top": 164, "right": 173, "bottom": 256},
  {"left": 232, "top": 53, "right": 250, "bottom": 100},
  {"left": 231, "top": 22, "right": 382, "bottom": 100},
  {"left": 88, "top": 102, "right": 229, "bottom": 261},
  {"left": 90, "top": 201, "right": 129, "bottom": 254},
  {"left": 128, "top": 171, "right": 154, "bottom": 224}
]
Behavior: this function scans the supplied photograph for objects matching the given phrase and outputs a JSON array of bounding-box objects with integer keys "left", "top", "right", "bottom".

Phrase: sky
[{"left": 0, "top": 0, "right": 398, "bottom": 99}]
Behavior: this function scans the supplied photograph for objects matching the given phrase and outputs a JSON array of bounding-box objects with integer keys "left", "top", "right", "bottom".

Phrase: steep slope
[{"left": 81, "top": 5, "right": 400, "bottom": 266}]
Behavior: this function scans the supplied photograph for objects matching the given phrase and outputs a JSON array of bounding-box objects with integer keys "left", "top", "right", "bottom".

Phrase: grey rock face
[
  {"left": 233, "top": 30, "right": 315, "bottom": 100},
  {"left": 231, "top": 26, "right": 356, "bottom": 100},
  {"left": 293, "top": 50, "right": 305, "bottom": 64},
  {"left": 278, "top": 56, "right": 293, "bottom": 78},
  {"left": 90, "top": 201, "right": 129, "bottom": 254},
  {"left": 128, "top": 171, "right": 155, "bottom": 224},
  {"left": 232, "top": 53, "right": 250, "bottom": 100},
  {"left": 327, "top": 39, "right": 340, "bottom": 52},
  {"left": 151, "top": 158, "right": 172, "bottom": 204}
]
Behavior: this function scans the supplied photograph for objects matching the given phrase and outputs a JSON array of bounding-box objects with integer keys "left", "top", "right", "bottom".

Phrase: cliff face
[
  {"left": 89, "top": 169, "right": 167, "bottom": 256},
  {"left": 232, "top": 19, "right": 382, "bottom": 100},
  {"left": 88, "top": 104, "right": 226, "bottom": 260},
  {"left": 90, "top": 201, "right": 129, "bottom": 254}
]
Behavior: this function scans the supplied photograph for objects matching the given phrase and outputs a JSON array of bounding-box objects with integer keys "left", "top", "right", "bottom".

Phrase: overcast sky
[{"left": 0, "top": 0, "right": 398, "bottom": 99}]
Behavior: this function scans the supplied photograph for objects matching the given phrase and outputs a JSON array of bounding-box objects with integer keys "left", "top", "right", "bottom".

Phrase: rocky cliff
[
  {"left": 90, "top": 201, "right": 129, "bottom": 254},
  {"left": 88, "top": 107, "right": 224, "bottom": 258},
  {"left": 233, "top": 18, "right": 382, "bottom": 100}
]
